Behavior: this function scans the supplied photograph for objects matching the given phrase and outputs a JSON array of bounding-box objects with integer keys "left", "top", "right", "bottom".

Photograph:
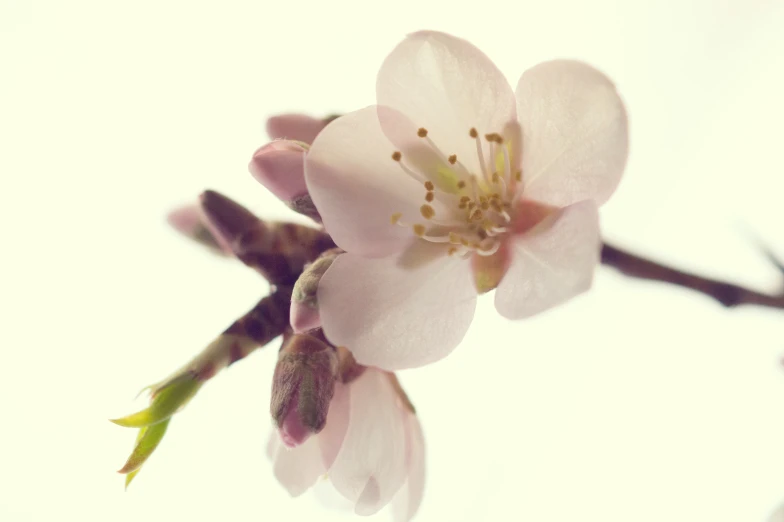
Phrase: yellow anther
[
  {"left": 392, "top": 151, "right": 402, "bottom": 161},
  {"left": 448, "top": 232, "right": 461, "bottom": 244},
  {"left": 448, "top": 154, "right": 457, "bottom": 165},
  {"left": 420, "top": 204, "right": 435, "bottom": 219},
  {"left": 425, "top": 192, "right": 435, "bottom": 202},
  {"left": 469, "top": 128, "right": 478, "bottom": 138},
  {"left": 448, "top": 247, "right": 458, "bottom": 256},
  {"left": 484, "top": 133, "right": 504, "bottom": 144},
  {"left": 417, "top": 128, "right": 428, "bottom": 137},
  {"left": 459, "top": 196, "right": 471, "bottom": 203},
  {"left": 457, "top": 180, "right": 466, "bottom": 189},
  {"left": 390, "top": 212, "right": 402, "bottom": 225},
  {"left": 469, "top": 209, "right": 483, "bottom": 221},
  {"left": 424, "top": 181, "right": 434, "bottom": 191},
  {"left": 413, "top": 224, "right": 426, "bottom": 236}
]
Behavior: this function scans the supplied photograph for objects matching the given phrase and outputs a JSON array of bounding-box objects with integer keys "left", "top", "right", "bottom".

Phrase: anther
[
  {"left": 420, "top": 205, "right": 435, "bottom": 219},
  {"left": 424, "top": 181, "right": 434, "bottom": 191},
  {"left": 459, "top": 196, "right": 471, "bottom": 203},
  {"left": 425, "top": 192, "right": 435, "bottom": 202},
  {"left": 491, "top": 172, "right": 500, "bottom": 184},
  {"left": 448, "top": 232, "right": 461, "bottom": 244},
  {"left": 469, "top": 209, "right": 483, "bottom": 221},
  {"left": 417, "top": 128, "right": 428, "bottom": 137},
  {"left": 392, "top": 151, "right": 402, "bottom": 162},
  {"left": 484, "top": 133, "right": 504, "bottom": 144},
  {"left": 448, "top": 154, "right": 457, "bottom": 165},
  {"left": 413, "top": 224, "right": 426, "bottom": 236},
  {"left": 457, "top": 181, "right": 466, "bottom": 189},
  {"left": 390, "top": 212, "right": 402, "bottom": 225},
  {"left": 469, "top": 128, "right": 478, "bottom": 138},
  {"left": 448, "top": 247, "right": 458, "bottom": 256},
  {"left": 515, "top": 171, "right": 522, "bottom": 182}
]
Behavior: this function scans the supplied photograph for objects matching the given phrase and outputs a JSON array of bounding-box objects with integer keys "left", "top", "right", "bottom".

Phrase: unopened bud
[
  {"left": 166, "top": 204, "right": 232, "bottom": 255},
  {"left": 249, "top": 140, "right": 309, "bottom": 202},
  {"left": 270, "top": 334, "right": 338, "bottom": 448},
  {"left": 198, "top": 190, "right": 262, "bottom": 252},
  {"left": 290, "top": 249, "right": 341, "bottom": 332},
  {"left": 265, "top": 113, "right": 331, "bottom": 145}
]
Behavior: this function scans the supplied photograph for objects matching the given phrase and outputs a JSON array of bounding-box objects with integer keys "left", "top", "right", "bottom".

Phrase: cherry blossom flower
[
  {"left": 268, "top": 367, "right": 425, "bottom": 520},
  {"left": 304, "top": 31, "right": 629, "bottom": 370}
]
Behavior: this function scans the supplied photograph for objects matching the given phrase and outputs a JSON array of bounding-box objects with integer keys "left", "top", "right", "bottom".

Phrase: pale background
[{"left": 2, "top": 1, "right": 784, "bottom": 521}]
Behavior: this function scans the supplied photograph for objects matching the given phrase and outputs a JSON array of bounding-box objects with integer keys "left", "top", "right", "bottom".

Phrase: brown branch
[{"left": 600, "top": 242, "right": 784, "bottom": 309}]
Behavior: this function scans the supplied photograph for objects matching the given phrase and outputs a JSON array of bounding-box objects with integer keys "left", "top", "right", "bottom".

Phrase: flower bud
[
  {"left": 290, "top": 249, "right": 341, "bottom": 333},
  {"left": 270, "top": 334, "right": 338, "bottom": 448},
  {"left": 249, "top": 140, "right": 309, "bottom": 202},
  {"left": 166, "top": 204, "right": 231, "bottom": 255},
  {"left": 198, "top": 190, "right": 262, "bottom": 253},
  {"left": 265, "top": 113, "right": 330, "bottom": 145}
]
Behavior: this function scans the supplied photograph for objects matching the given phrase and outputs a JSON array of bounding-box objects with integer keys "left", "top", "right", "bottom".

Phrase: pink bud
[
  {"left": 249, "top": 140, "right": 308, "bottom": 203},
  {"left": 270, "top": 334, "right": 338, "bottom": 449},
  {"left": 198, "top": 190, "right": 262, "bottom": 253},
  {"left": 290, "top": 249, "right": 341, "bottom": 333},
  {"left": 266, "top": 113, "right": 329, "bottom": 144}
]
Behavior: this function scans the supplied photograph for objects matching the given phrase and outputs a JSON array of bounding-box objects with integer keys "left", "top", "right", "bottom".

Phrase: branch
[{"left": 600, "top": 242, "right": 784, "bottom": 309}]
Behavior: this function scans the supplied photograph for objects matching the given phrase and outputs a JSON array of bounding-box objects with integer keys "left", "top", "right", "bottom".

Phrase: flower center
[{"left": 389, "top": 127, "right": 522, "bottom": 258}]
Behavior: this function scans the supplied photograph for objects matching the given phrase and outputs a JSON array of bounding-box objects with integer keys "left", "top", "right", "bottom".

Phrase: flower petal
[
  {"left": 328, "top": 369, "right": 408, "bottom": 516},
  {"left": 318, "top": 382, "right": 350, "bottom": 469},
  {"left": 516, "top": 60, "right": 628, "bottom": 207},
  {"left": 495, "top": 200, "right": 600, "bottom": 319},
  {"left": 391, "top": 414, "right": 426, "bottom": 522},
  {"left": 318, "top": 251, "right": 477, "bottom": 370},
  {"left": 266, "top": 113, "right": 327, "bottom": 144},
  {"left": 376, "top": 31, "right": 518, "bottom": 177},
  {"left": 306, "top": 106, "right": 437, "bottom": 258},
  {"left": 271, "top": 435, "right": 325, "bottom": 497}
]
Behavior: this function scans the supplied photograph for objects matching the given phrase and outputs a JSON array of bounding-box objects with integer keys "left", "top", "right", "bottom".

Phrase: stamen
[
  {"left": 484, "top": 133, "right": 504, "bottom": 144},
  {"left": 417, "top": 128, "right": 428, "bottom": 137},
  {"left": 390, "top": 213, "right": 402, "bottom": 225},
  {"left": 473, "top": 130, "right": 491, "bottom": 182},
  {"left": 413, "top": 224, "right": 426, "bottom": 236},
  {"left": 425, "top": 192, "right": 435, "bottom": 202},
  {"left": 424, "top": 181, "right": 434, "bottom": 191},
  {"left": 420, "top": 204, "right": 435, "bottom": 219},
  {"left": 391, "top": 151, "right": 402, "bottom": 161},
  {"left": 469, "top": 128, "right": 478, "bottom": 138},
  {"left": 448, "top": 154, "right": 457, "bottom": 164},
  {"left": 476, "top": 241, "right": 501, "bottom": 256},
  {"left": 457, "top": 181, "right": 466, "bottom": 189}
]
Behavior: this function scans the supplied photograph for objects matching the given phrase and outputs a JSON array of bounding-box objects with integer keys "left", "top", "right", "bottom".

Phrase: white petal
[
  {"left": 328, "top": 369, "right": 408, "bottom": 516},
  {"left": 318, "top": 250, "right": 477, "bottom": 370},
  {"left": 391, "top": 414, "right": 426, "bottom": 522},
  {"left": 516, "top": 60, "right": 628, "bottom": 207},
  {"left": 377, "top": 31, "right": 518, "bottom": 177},
  {"left": 318, "top": 381, "right": 350, "bottom": 469},
  {"left": 271, "top": 435, "right": 325, "bottom": 497},
  {"left": 306, "top": 106, "right": 445, "bottom": 258},
  {"left": 495, "top": 200, "right": 600, "bottom": 319}
]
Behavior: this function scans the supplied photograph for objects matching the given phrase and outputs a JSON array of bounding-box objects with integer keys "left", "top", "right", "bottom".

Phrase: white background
[{"left": 2, "top": 1, "right": 784, "bottom": 521}]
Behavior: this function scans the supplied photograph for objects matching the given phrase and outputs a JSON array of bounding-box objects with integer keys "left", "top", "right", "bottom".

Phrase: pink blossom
[
  {"left": 266, "top": 113, "right": 329, "bottom": 145},
  {"left": 268, "top": 368, "right": 425, "bottom": 520},
  {"left": 248, "top": 140, "right": 309, "bottom": 202},
  {"left": 304, "top": 31, "right": 629, "bottom": 370}
]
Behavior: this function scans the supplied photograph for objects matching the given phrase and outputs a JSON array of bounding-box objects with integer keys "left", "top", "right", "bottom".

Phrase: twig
[{"left": 600, "top": 242, "right": 784, "bottom": 309}]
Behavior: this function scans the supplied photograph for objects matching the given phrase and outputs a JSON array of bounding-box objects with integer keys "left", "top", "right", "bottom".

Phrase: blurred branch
[{"left": 600, "top": 242, "right": 784, "bottom": 309}]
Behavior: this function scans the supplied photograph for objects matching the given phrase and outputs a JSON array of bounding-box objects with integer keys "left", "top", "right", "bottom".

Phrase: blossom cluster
[{"left": 112, "top": 30, "right": 629, "bottom": 520}]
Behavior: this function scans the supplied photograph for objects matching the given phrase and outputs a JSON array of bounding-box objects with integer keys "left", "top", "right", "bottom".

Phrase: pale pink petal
[
  {"left": 306, "top": 106, "right": 444, "bottom": 258},
  {"left": 248, "top": 140, "right": 308, "bottom": 202},
  {"left": 318, "top": 251, "right": 477, "bottom": 370},
  {"left": 278, "top": 406, "right": 311, "bottom": 448},
  {"left": 318, "top": 382, "right": 350, "bottom": 469},
  {"left": 327, "top": 369, "right": 408, "bottom": 516},
  {"left": 495, "top": 200, "right": 600, "bottom": 319},
  {"left": 271, "top": 435, "right": 325, "bottom": 497},
  {"left": 167, "top": 205, "right": 202, "bottom": 236},
  {"left": 516, "top": 60, "right": 628, "bottom": 207},
  {"left": 391, "top": 414, "right": 426, "bottom": 522},
  {"left": 290, "top": 300, "right": 321, "bottom": 333},
  {"left": 376, "top": 31, "right": 518, "bottom": 177},
  {"left": 266, "top": 113, "right": 327, "bottom": 144}
]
